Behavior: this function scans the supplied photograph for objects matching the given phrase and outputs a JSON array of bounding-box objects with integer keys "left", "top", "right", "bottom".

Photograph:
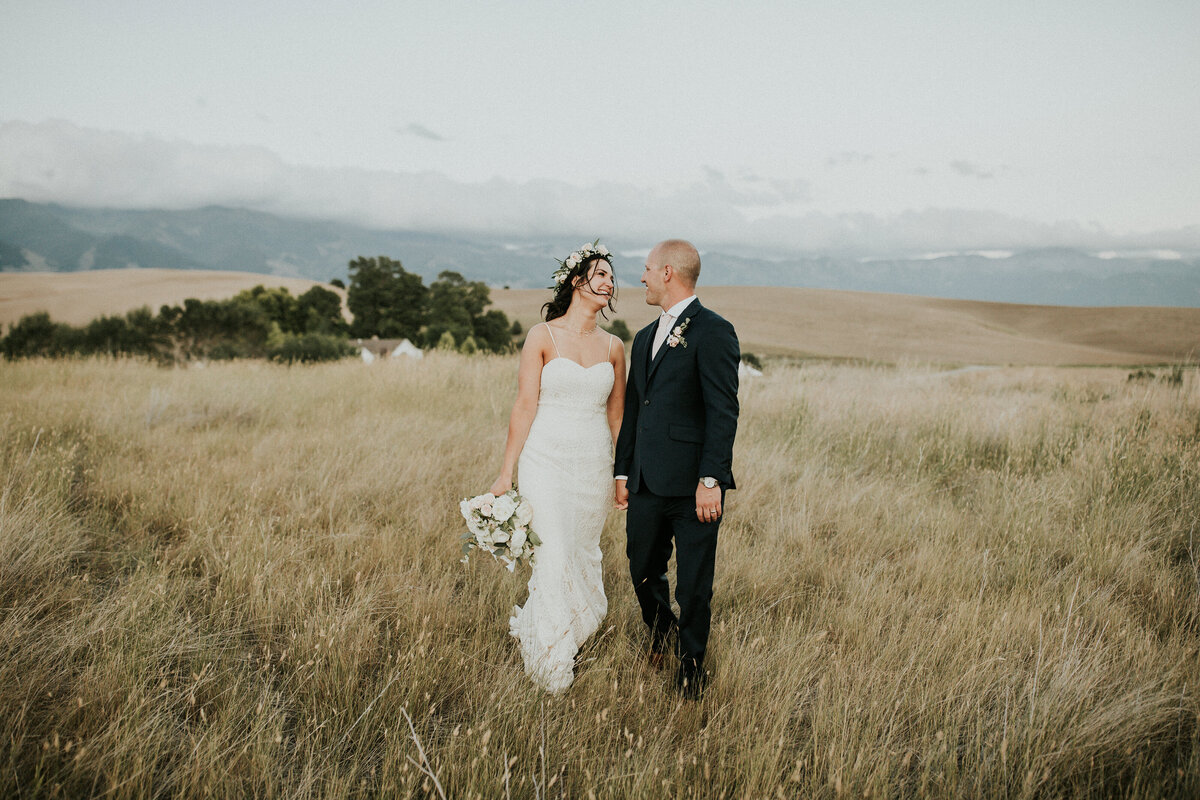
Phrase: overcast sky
[{"left": 2, "top": 0, "right": 1198, "bottom": 255}]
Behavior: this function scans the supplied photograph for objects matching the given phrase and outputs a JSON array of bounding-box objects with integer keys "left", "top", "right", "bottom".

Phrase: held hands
[
  {"left": 696, "top": 482, "right": 722, "bottom": 523},
  {"left": 489, "top": 474, "right": 513, "bottom": 498},
  {"left": 614, "top": 479, "right": 629, "bottom": 510}
]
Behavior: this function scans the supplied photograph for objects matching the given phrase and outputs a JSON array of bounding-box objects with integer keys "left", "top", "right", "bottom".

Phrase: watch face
[{"left": 702, "top": 477, "right": 717, "bottom": 488}]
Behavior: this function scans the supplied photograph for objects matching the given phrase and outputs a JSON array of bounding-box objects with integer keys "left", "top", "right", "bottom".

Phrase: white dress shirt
[{"left": 650, "top": 295, "right": 698, "bottom": 358}]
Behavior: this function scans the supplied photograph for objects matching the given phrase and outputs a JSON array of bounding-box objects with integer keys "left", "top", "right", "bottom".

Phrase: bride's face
[{"left": 574, "top": 260, "right": 615, "bottom": 307}]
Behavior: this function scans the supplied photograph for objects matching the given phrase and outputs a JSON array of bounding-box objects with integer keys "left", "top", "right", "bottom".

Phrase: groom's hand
[
  {"left": 614, "top": 479, "right": 629, "bottom": 510},
  {"left": 696, "top": 483, "right": 722, "bottom": 523}
]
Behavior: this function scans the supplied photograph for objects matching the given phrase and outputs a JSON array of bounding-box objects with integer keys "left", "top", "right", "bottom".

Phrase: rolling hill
[{"left": 2, "top": 199, "right": 1199, "bottom": 306}]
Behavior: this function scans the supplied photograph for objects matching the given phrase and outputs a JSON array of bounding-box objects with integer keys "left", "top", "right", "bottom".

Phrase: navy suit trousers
[{"left": 625, "top": 486, "right": 722, "bottom": 681}]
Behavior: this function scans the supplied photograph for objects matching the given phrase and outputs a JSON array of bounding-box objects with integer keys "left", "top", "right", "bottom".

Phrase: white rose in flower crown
[
  {"left": 596, "top": 244, "right": 609, "bottom": 256},
  {"left": 491, "top": 493, "right": 517, "bottom": 523},
  {"left": 514, "top": 499, "right": 533, "bottom": 526}
]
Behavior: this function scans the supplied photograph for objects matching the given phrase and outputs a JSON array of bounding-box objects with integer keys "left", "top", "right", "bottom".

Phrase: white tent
[
  {"left": 738, "top": 360, "right": 762, "bottom": 378},
  {"left": 390, "top": 339, "right": 424, "bottom": 359}
]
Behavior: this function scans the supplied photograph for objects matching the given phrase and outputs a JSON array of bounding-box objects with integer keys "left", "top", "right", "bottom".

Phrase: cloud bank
[{"left": 2, "top": 120, "right": 1197, "bottom": 256}]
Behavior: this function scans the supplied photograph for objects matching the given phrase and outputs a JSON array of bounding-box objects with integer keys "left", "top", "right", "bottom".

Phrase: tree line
[
  {"left": 345, "top": 257, "right": 515, "bottom": 354},
  {"left": 1, "top": 256, "right": 528, "bottom": 363},
  {"left": 1, "top": 284, "right": 352, "bottom": 363}
]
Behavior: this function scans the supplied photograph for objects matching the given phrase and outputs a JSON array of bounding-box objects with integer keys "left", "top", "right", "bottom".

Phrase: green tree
[
  {"left": 458, "top": 335, "right": 478, "bottom": 355},
  {"left": 1, "top": 312, "right": 78, "bottom": 359},
  {"left": 425, "top": 271, "right": 512, "bottom": 352},
  {"left": 424, "top": 271, "right": 479, "bottom": 348},
  {"left": 236, "top": 285, "right": 301, "bottom": 333},
  {"left": 603, "top": 318, "right": 632, "bottom": 342},
  {"left": 436, "top": 330, "right": 457, "bottom": 351},
  {"left": 474, "top": 309, "right": 515, "bottom": 353},
  {"left": 347, "top": 256, "right": 427, "bottom": 340},
  {"left": 296, "top": 285, "right": 348, "bottom": 335},
  {"left": 123, "top": 306, "right": 173, "bottom": 359},
  {"left": 168, "top": 297, "right": 273, "bottom": 360}
]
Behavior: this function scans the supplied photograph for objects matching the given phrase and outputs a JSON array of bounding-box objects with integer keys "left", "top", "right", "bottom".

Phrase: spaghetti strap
[
  {"left": 543, "top": 322, "right": 560, "bottom": 357},
  {"left": 607, "top": 333, "right": 614, "bottom": 359}
]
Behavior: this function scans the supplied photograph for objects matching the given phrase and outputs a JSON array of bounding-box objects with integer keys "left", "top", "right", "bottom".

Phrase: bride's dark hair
[{"left": 542, "top": 255, "right": 618, "bottom": 322}]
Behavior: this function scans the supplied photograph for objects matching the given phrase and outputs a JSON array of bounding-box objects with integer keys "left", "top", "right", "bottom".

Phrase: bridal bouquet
[{"left": 459, "top": 489, "right": 541, "bottom": 571}]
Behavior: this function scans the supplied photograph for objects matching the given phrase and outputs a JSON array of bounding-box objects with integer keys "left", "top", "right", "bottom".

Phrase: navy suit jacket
[{"left": 614, "top": 299, "right": 739, "bottom": 496}]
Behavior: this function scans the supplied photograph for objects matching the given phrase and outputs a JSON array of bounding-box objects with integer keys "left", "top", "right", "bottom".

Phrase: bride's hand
[{"left": 489, "top": 475, "right": 513, "bottom": 497}]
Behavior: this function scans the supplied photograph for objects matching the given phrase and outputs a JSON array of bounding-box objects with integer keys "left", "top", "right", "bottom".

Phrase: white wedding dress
[{"left": 509, "top": 326, "right": 613, "bottom": 693}]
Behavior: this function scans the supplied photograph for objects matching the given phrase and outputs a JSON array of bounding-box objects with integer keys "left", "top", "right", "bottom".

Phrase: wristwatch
[{"left": 700, "top": 476, "right": 719, "bottom": 489}]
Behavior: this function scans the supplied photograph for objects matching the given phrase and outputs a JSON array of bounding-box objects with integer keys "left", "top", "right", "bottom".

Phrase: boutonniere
[{"left": 667, "top": 317, "right": 691, "bottom": 349}]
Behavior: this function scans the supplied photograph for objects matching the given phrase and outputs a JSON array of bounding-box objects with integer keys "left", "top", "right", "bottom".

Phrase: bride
[{"left": 489, "top": 242, "right": 627, "bottom": 693}]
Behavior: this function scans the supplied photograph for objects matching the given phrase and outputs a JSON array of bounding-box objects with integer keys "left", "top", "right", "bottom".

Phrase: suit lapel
[
  {"left": 647, "top": 299, "right": 701, "bottom": 384},
  {"left": 632, "top": 321, "right": 656, "bottom": 390}
]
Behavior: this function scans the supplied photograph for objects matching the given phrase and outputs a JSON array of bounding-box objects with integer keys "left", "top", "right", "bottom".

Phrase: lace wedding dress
[{"left": 509, "top": 326, "right": 613, "bottom": 693}]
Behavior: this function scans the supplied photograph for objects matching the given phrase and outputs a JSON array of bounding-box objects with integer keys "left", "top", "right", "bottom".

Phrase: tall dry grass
[{"left": 1, "top": 355, "right": 1197, "bottom": 798}]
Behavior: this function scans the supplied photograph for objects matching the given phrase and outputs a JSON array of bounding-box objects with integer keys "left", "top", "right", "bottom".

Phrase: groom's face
[{"left": 641, "top": 249, "right": 667, "bottom": 306}]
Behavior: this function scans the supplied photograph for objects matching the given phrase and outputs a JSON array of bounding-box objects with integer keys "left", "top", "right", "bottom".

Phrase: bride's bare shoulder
[
  {"left": 608, "top": 332, "right": 626, "bottom": 356},
  {"left": 520, "top": 321, "right": 557, "bottom": 364},
  {"left": 523, "top": 321, "right": 552, "bottom": 347}
]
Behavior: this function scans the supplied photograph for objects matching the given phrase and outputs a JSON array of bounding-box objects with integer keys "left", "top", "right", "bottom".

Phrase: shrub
[
  {"left": 604, "top": 318, "right": 632, "bottom": 342},
  {"left": 268, "top": 332, "right": 355, "bottom": 364},
  {"left": 2, "top": 312, "right": 80, "bottom": 359}
]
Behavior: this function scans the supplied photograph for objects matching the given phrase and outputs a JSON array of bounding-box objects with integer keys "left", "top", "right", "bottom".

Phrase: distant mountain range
[{"left": 2, "top": 198, "right": 1198, "bottom": 306}]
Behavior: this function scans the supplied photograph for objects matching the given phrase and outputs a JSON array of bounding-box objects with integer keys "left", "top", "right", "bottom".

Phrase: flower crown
[{"left": 551, "top": 240, "right": 613, "bottom": 288}]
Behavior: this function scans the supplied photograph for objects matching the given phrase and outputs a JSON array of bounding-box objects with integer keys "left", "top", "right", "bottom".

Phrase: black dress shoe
[{"left": 676, "top": 669, "right": 708, "bottom": 700}]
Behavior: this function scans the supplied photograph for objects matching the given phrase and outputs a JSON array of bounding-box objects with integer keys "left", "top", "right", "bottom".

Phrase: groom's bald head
[{"left": 652, "top": 239, "right": 701, "bottom": 288}]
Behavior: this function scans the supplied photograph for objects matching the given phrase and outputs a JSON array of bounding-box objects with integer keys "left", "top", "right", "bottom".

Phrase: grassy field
[{"left": 2, "top": 355, "right": 1198, "bottom": 798}]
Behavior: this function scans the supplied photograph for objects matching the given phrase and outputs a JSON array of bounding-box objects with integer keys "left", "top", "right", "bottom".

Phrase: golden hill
[
  {"left": 492, "top": 287, "right": 1199, "bottom": 366},
  {"left": 0, "top": 269, "right": 348, "bottom": 327},
  {"left": 2, "top": 269, "right": 1196, "bottom": 365}
]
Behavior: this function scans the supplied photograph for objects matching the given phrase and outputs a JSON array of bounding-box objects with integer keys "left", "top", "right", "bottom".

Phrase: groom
[{"left": 614, "top": 239, "right": 740, "bottom": 699}]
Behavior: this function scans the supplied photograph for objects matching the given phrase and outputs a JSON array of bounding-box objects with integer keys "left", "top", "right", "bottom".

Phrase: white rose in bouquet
[
  {"left": 492, "top": 493, "right": 517, "bottom": 523},
  {"left": 514, "top": 499, "right": 533, "bottom": 526},
  {"left": 510, "top": 528, "right": 527, "bottom": 551},
  {"left": 459, "top": 489, "right": 541, "bottom": 570}
]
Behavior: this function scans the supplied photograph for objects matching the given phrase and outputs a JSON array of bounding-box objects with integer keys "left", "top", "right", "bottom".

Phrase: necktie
[{"left": 651, "top": 312, "right": 674, "bottom": 358}]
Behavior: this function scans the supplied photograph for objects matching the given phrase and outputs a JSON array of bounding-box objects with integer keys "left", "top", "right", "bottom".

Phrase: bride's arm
[
  {"left": 489, "top": 326, "right": 549, "bottom": 496},
  {"left": 606, "top": 336, "right": 627, "bottom": 446}
]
